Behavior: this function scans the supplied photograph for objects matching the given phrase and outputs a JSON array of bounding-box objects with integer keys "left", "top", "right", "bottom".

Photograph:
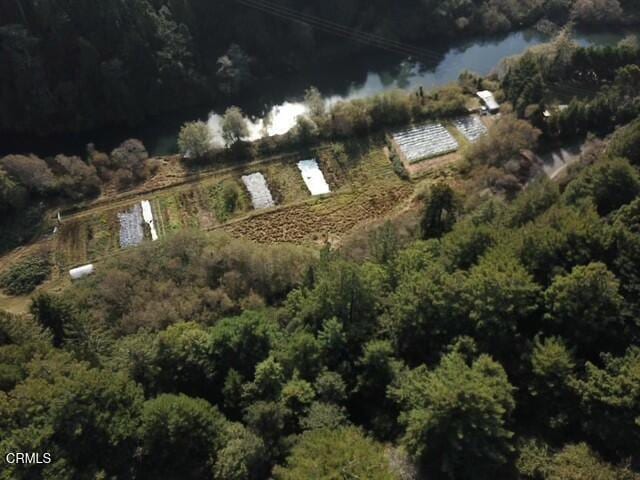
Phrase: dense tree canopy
[
  {"left": 391, "top": 351, "right": 516, "bottom": 478},
  {"left": 2, "top": 127, "right": 640, "bottom": 477}
]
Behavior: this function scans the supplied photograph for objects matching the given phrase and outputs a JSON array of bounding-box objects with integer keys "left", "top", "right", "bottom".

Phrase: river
[{"left": 1, "top": 28, "right": 633, "bottom": 158}]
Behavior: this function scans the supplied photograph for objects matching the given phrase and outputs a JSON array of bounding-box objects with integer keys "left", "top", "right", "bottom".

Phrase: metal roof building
[{"left": 477, "top": 90, "right": 500, "bottom": 113}]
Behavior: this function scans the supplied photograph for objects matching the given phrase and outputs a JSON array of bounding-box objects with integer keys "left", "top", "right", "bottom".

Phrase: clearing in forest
[
  {"left": 51, "top": 134, "right": 454, "bottom": 269},
  {"left": 54, "top": 149, "right": 335, "bottom": 267}
]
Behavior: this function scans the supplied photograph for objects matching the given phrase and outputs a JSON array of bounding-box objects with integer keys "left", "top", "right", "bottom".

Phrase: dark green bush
[{"left": 0, "top": 255, "right": 51, "bottom": 295}]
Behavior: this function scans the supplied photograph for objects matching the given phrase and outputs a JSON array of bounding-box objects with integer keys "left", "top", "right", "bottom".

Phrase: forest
[
  {"left": 2, "top": 113, "right": 640, "bottom": 478},
  {"left": 2, "top": 3, "right": 640, "bottom": 479},
  {"left": 1, "top": 0, "right": 638, "bottom": 135}
]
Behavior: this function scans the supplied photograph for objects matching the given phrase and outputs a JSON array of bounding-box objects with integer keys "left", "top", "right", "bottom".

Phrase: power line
[
  {"left": 233, "top": 0, "right": 612, "bottom": 103},
  {"left": 233, "top": 0, "right": 445, "bottom": 64},
  {"left": 235, "top": 0, "right": 443, "bottom": 60},
  {"left": 236, "top": 0, "right": 607, "bottom": 95}
]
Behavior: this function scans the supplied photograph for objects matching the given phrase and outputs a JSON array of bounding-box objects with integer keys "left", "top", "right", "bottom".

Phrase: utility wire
[
  {"left": 234, "top": 0, "right": 445, "bottom": 63},
  {"left": 233, "top": 0, "right": 610, "bottom": 100}
]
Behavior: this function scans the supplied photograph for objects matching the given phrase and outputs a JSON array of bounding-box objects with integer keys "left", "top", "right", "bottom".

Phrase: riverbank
[{"left": 1, "top": 26, "right": 635, "bottom": 159}]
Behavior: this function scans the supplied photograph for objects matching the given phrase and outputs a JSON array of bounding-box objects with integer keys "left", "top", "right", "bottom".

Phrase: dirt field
[{"left": 218, "top": 144, "right": 414, "bottom": 245}]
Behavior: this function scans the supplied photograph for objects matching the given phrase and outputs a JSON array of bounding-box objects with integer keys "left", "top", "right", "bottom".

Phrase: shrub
[
  {"left": 465, "top": 114, "right": 541, "bottom": 168},
  {"left": 391, "top": 151, "right": 409, "bottom": 180},
  {"left": 0, "top": 255, "right": 51, "bottom": 295},
  {"left": 215, "top": 181, "right": 242, "bottom": 222},
  {"left": 608, "top": 118, "right": 640, "bottom": 165},
  {"left": 0, "top": 155, "right": 56, "bottom": 194}
]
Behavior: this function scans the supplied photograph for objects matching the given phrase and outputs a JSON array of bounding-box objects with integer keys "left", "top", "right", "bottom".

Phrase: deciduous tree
[
  {"left": 178, "top": 120, "right": 213, "bottom": 158},
  {"left": 391, "top": 352, "right": 515, "bottom": 478}
]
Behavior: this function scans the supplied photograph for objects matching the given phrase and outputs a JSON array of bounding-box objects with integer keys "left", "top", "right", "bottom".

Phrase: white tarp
[
  {"left": 118, "top": 204, "right": 144, "bottom": 248},
  {"left": 242, "top": 173, "right": 275, "bottom": 209},
  {"left": 392, "top": 123, "right": 459, "bottom": 163},
  {"left": 69, "top": 264, "right": 95, "bottom": 280},
  {"left": 297, "top": 159, "right": 331, "bottom": 196},
  {"left": 141, "top": 200, "right": 159, "bottom": 241}
]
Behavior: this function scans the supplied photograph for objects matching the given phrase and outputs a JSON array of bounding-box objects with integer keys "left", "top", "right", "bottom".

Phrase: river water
[{"left": 1, "top": 28, "right": 633, "bottom": 158}]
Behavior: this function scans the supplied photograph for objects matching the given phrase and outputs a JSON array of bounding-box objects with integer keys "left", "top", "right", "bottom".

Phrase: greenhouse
[
  {"left": 118, "top": 204, "right": 145, "bottom": 248},
  {"left": 392, "top": 123, "right": 459, "bottom": 163},
  {"left": 453, "top": 115, "right": 488, "bottom": 142}
]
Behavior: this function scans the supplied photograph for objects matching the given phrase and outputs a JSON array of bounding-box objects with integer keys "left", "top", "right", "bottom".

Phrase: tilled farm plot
[
  {"left": 56, "top": 209, "right": 121, "bottom": 267},
  {"left": 54, "top": 160, "right": 311, "bottom": 266},
  {"left": 52, "top": 143, "right": 396, "bottom": 266},
  {"left": 57, "top": 197, "right": 165, "bottom": 267},
  {"left": 221, "top": 185, "right": 412, "bottom": 244},
  {"left": 219, "top": 146, "right": 412, "bottom": 244}
]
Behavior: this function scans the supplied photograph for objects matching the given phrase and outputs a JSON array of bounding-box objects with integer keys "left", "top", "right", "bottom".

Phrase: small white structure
[
  {"left": 477, "top": 90, "right": 500, "bottom": 114},
  {"left": 69, "top": 264, "right": 95, "bottom": 280},
  {"left": 544, "top": 105, "right": 569, "bottom": 119},
  {"left": 242, "top": 173, "right": 276, "bottom": 209},
  {"left": 141, "top": 200, "right": 159, "bottom": 241},
  {"left": 297, "top": 159, "right": 331, "bottom": 196}
]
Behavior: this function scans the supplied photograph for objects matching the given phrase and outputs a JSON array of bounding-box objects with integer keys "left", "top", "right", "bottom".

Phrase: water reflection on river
[
  {"left": 1, "top": 28, "right": 633, "bottom": 156},
  {"left": 205, "top": 28, "right": 631, "bottom": 147}
]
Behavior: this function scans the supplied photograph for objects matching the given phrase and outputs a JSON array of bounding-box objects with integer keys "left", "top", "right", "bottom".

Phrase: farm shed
[{"left": 477, "top": 90, "right": 500, "bottom": 114}]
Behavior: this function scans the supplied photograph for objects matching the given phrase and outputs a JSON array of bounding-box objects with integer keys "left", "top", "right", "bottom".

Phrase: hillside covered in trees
[
  {"left": 2, "top": 116, "right": 640, "bottom": 477},
  {"left": 1, "top": 0, "right": 639, "bottom": 135}
]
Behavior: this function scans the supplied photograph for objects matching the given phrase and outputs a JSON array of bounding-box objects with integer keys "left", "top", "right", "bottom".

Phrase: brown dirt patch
[
  {"left": 218, "top": 183, "right": 413, "bottom": 245},
  {"left": 404, "top": 151, "right": 461, "bottom": 177}
]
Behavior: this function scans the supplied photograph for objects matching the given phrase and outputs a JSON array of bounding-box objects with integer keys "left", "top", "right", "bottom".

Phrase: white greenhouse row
[
  {"left": 453, "top": 115, "right": 488, "bottom": 142},
  {"left": 393, "top": 123, "right": 459, "bottom": 163},
  {"left": 242, "top": 172, "right": 276, "bottom": 210}
]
